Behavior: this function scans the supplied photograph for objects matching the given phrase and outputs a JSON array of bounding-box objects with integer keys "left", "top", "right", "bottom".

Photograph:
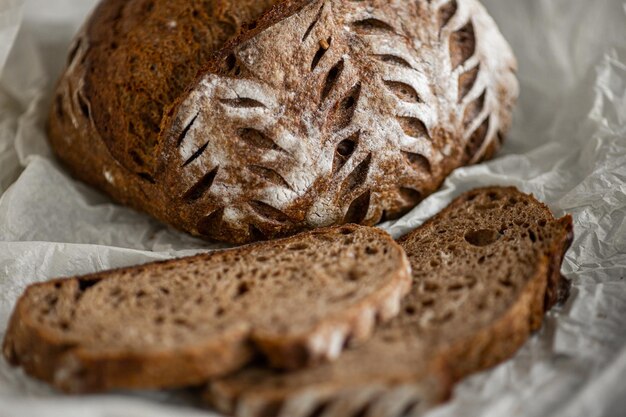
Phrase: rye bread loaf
[
  {"left": 2, "top": 225, "right": 411, "bottom": 393},
  {"left": 48, "top": 0, "right": 518, "bottom": 244},
  {"left": 205, "top": 187, "right": 574, "bottom": 417}
]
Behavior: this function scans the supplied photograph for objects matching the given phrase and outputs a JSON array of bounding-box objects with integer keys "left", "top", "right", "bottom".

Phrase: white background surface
[{"left": 1, "top": 0, "right": 625, "bottom": 416}]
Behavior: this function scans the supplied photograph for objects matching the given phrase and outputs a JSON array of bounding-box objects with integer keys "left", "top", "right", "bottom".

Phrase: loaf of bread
[
  {"left": 205, "top": 187, "right": 574, "bottom": 417},
  {"left": 2, "top": 225, "right": 411, "bottom": 393},
  {"left": 48, "top": 0, "right": 518, "bottom": 244}
]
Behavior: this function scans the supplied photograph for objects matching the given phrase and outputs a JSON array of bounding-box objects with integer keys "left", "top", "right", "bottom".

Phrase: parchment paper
[{"left": 1, "top": 1, "right": 625, "bottom": 416}]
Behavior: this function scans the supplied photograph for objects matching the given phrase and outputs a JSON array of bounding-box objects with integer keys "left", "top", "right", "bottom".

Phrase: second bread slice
[{"left": 2, "top": 225, "right": 411, "bottom": 393}]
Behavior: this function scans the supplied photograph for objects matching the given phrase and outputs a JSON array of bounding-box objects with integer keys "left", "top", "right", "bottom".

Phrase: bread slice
[
  {"left": 2, "top": 225, "right": 411, "bottom": 393},
  {"left": 206, "top": 187, "right": 574, "bottom": 417}
]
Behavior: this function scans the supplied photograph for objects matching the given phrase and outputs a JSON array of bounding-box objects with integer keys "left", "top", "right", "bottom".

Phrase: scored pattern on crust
[
  {"left": 53, "top": 32, "right": 94, "bottom": 146},
  {"left": 162, "top": 0, "right": 518, "bottom": 242}
]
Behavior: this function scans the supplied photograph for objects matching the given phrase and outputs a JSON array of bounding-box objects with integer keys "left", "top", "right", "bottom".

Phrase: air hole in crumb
[
  {"left": 405, "top": 306, "right": 416, "bottom": 315},
  {"left": 422, "top": 299, "right": 435, "bottom": 307},
  {"left": 174, "top": 318, "right": 190, "bottom": 327},
  {"left": 538, "top": 219, "right": 547, "bottom": 227},
  {"left": 499, "top": 277, "right": 514, "bottom": 288},
  {"left": 54, "top": 282, "right": 63, "bottom": 289},
  {"left": 464, "top": 229, "right": 500, "bottom": 247},
  {"left": 60, "top": 321, "right": 70, "bottom": 331},
  {"left": 257, "top": 256, "right": 269, "bottom": 262},
  {"left": 448, "top": 283, "right": 464, "bottom": 291},
  {"left": 439, "top": 311, "right": 454, "bottom": 322},
  {"left": 155, "top": 316, "right": 165, "bottom": 325},
  {"left": 430, "top": 260, "right": 440, "bottom": 267},
  {"left": 216, "top": 307, "right": 225, "bottom": 317},
  {"left": 347, "top": 271, "right": 359, "bottom": 282},
  {"left": 236, "top": 282, "right": 250, "bottom": 298},
  {"left": 289, "top": 243, "right": 310, "bottom": 251},
  {"left": 365, "top": 247, "right": 378, "bottom": 255},
  {"left": 77, "top": 279, "right": 99, "bottom": 292},
  {"left": 159, "top": 287, "right": 170, "bottom": 295},
  {"left": 424, "top": 282, "right": 439, "bottom": 292},
  {"left": 340, "top": 228, "right": 354, "bottom": 235},
  {"left": 478, "top": 256, "right": 486, "bottom": 264},
  {"left": 47, "top": 296, "right": 59, "bottom": 307},
  {"left": 488, "top": 192, "right": 500, "bottom": 201},
  {"left": 529, "top": 229, "right": 537, "bottom": 242},
  {"left": 136, "top": 290, "right": 147, "bottom": 299}
]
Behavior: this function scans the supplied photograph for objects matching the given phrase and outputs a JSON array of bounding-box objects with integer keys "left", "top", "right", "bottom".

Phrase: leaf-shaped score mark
[
  {"left": 321, "top": 60, "right": 344, "bottom": 103},
  {"left": 183, "top": 167, "right": 219, "bottom": 202},
  {"left": 328, "top": 83, "right": 362, "bottom": 132},
  {"left": 352, "top": 18, "right": 395, "bottom": 35},
  {"left": 333, "top": 133, "right": 359, "bottom": 173},
  {"left": 458, "top": 65, "right": 480, "bottom": 102},
  {"left": 311, "top": 37, "right": 332, "bottom": 71},
  {"left": 463, "top": 90, "right": 486, "bottom": 128},
  {"left": 237, "top": 128, "right": 285, "bottom": 153},
  {"left": 302, "top": 4, "right": 324, "bottom": 41},
  {"left": 438, "top": 0, "right": 458, "bottom": 31},
  {"left": 249, "top": 200, "right": 292, "bottom": 223},
  {"left": 373, "top": 54, "right": 413, "bottom": 69},
  {"left": 384, "top": 81, "right": 422, "bottom": 104},
  {"left": 403, "top": 152, "right": 432, "bottom": 174},
  {"left": 464, "top": 117, "right": 490, "bottom": 162},
  {"left": 177, "top": 112, "right": 199, "bottom": 147},
  {"left": 399, "top": 187, "right": 423, "bottom": 205},
  {"left": 197, "top": 208, "right": 225, "bottom": 237},
  {"left": 398, "top": 117, "right": 431, "bottom": 140},
  {"left": 342, "top": 153, "right": 372, "bottom": 195},
  {"left": 344, "top": 190, "right": 371, "bottom": 224},
  {"left": 182, "top": 142, "right": 208, "bottom": 167},
  {"left": 248, "top": 165, "right": 292, "bottom": 190},
  {"left": 450, "top": 22, "right": 476, "bottom": 69},
  {"left": 219, "top": 97, "right": 266, "bottom": 108}
]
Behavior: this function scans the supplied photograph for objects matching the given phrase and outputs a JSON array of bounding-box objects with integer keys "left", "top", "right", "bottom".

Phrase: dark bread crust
[
  {"left": 205, "top": 187, "right": 574, "bottom": 417},
  {"left": 48, "top": 0, "right": 519, "bottom": 244},
  {"left": 84, "top": 0, "right": 287, "bottom": 175},
  {"left": 48, "top": 0, "right": 289, "bottom": 232},
  {"left": 2, "top": 225, "right": 411, "bottom": 393}
]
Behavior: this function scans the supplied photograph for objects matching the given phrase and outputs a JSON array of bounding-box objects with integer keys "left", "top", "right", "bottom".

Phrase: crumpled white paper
[{"left": 1, "top": 0, "right": 625, "bottom": 416}]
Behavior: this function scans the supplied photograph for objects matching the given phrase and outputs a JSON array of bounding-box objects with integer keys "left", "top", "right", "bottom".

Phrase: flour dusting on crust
[{"left": 161, "top": 0, "right": 518, "bottom": 243}]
